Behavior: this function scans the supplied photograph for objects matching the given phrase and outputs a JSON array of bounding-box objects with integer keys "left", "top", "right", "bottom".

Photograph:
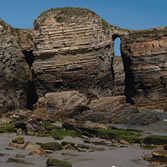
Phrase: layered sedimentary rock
[
  {"left": 32, "top": 8, "right": 125, "bottom": 98},
  {"left": 1, "top": 6, "right": 167, "bottom": 118},
  {"left": 112, "top": 56, "right": 125, "bottom": 95},
  {"left": 74, "top": 96, "right": 158, "bottom": 125},
  {"left": 12, "top": 28, "right": 34, "bottom": 52},
  {"left": 121, "top": 28, "right": 167, "bottom": 104},
  {"left": 0, "top": 19, "right": 31, "bottom": 112}
]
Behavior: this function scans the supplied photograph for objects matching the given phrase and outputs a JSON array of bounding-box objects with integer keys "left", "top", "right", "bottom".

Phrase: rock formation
[
  {"left": 112, "top": 56, "right": 125, "bottom": 96},
  {"left": 0, "top": 7, "right": 167, "bottom": 123},
  {"left": 32, "top": 91, "right": 88, "bottom": 121},
  {"left": 32, "top": 8, "right": 126, "bottom": 98},
  {"left": 121, "top": 28, "right": 167, "bottom": 104},
  {"left": 0, "top": 19, "right": 31, "bottom": 112}
]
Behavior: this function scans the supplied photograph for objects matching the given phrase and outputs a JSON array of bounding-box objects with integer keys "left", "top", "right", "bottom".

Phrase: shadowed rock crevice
[
  {"left": 121, "top": 54, "right": 136, "bottom": 104},
  {"left": 26, "top": 80, "right": 38, "bottom": 110},
  {"left": 23, "top": 50, "right": 35, "bottom": 67},
  {"left": 22, "top": 50, "right": 38, "bottom": 110}
]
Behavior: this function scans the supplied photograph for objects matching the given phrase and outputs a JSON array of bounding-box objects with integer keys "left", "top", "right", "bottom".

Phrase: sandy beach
[{"left": 0, "top": 134, "right": 154, "bottom": 167}]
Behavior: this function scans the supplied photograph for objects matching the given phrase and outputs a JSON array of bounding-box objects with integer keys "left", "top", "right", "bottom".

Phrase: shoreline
[{"left": 0, "top": 134, "right": 155, "bottom": 167}]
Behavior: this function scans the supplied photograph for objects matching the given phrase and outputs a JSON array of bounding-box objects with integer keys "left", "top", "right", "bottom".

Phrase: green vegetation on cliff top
[
  {"left": 34, "top": 7, "right": 122, "bottom": 32},
  {"left": 39, "top": 7, "right": 96, "bottom": 19},
  {"left": 130, "top": 27, "right": 167, "bottom": 38}
]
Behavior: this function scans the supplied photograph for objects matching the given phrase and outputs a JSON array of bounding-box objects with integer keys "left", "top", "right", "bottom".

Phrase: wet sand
[{"left": 0, "top": 134, "right": 155, "bottom": 167}]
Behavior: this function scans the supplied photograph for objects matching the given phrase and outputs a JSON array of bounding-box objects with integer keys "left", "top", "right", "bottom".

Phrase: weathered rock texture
[
  {"left": 112, "top": 56, "right": 125, "bottom": 95},
  {"left": 121, "top": 28, "right": 167, "bottom": 104},
  {"left": 12, "top": 28, "right": 34, "bottom": 52},
  {"left": 1, "top": 7, "right": 167, "bottom": 118},
  {"left": 32, "top": 91, "right": 88, "bottom": 121},
  {"left": 74, "top": 96, "right": 158, "bottom": 125},
  {"left": 32, "top": 8, "right": 126, "bottom": 98},
  {"left": 0, "top": 19, "right": 31, "bottom": 112}
]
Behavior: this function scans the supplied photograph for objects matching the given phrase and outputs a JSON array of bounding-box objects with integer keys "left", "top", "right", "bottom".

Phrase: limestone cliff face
[
  {"left": 1, "top": 7, "right": 167, "bottom": 114},
  {"left": 32, "top": 8, "right": 121, "bottom": 98},
  {"left": 121, "top": 28, "right": 167, "bottom": 103},
  {"left": 0, "top": 19, "right": 31, "bottom": 112},
  {"left": 13, "top": 28, "right": 34, "bottom": 52},
  {"left": 112, "top": 56, "right": 125, "bottom": 96}
]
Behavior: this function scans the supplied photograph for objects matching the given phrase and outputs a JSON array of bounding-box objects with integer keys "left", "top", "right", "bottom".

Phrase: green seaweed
[
  {"left": 41, "top": 121, "right": 81, "bottom": 140},
  {"left": 46, "top": 158, "right": 72, "bottom": 167},
  {"left": 51, "top": 129, "right": 81, "bottom": 140},
  {"left": 40, "top": 142, "right": 63, "bottom": 151},
  {"left": 7, "top": 158, "right": 33, "bottom": 165},
  {"left": 0, "top": 123, "right": 16, "bottom": 133},
  {"left": 95, "top": 128, "right": 143, "bottom": 143},
  {"left": 144, "top": 135, "right": 167, "bottom": 145}
]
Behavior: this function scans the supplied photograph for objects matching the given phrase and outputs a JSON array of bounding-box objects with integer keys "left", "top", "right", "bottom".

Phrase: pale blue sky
[{"left": 0, "top": 0, "right": 166, "bottom": 55}]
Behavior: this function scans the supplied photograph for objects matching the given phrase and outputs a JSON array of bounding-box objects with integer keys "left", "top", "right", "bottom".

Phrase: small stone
[
  {"left": 8, "top": 143, "right": 23, "bottom": 149},
  {"left": 12, "top": 137, "right": 24, "bottom": 144},
  {"left": 28, "top": 148, "right": 47, "bottom": 156},
  {"left": 152, "top": 150, "right": 167, "bottom": 160},
  {"left": 62, "top": 141, "right": 75, "bottom": 147},
  {"left": 90, "top": 147, "right": 105, "bottom": 152},
  {"left": 23, "top": 141, "right": 38, "bottom": 150},
  {"left": 64, "top": 144, "right": 75, "bottom": 150},
  {"left": 119, "top": 139, "right": 130, "bottom": 145}
]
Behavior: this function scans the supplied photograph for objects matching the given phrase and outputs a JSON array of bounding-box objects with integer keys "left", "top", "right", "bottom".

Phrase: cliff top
[
  {"left": 38, "top": 7, "right": 96, "bottom": 19},
  {"left": 0, "top": 18, "right": 12, "bottom": 34},
  {"left": 34, "top": 7, "right": 123, "bottom": 32},
  {"left": 127, "top": 27, "right": 167, "bottom": 40},
  {"left": 34, "top": 7, "right": 97, "bottom": 26}
]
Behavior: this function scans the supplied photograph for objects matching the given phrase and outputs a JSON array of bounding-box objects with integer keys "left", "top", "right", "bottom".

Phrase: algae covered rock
[
  {"left": 46, "top": 158, "right": 72, "bottom": 167},
  {"left": 144, "top": 135, "right": 167, "bottom": 145},
  {"left": 40, "top": 142, "right": 63, "bottom": 151},
  {"left": 7, "top": 158, "right": 33, "bottom": 165},
  {"left": 152, "top": 150, "right": 167, "bottom": 160},
  {"left": 12, "top": 137, "right": 24, "bottom": 144}
]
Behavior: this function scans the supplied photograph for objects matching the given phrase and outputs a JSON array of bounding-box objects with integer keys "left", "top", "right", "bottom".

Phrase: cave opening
[
  {"left": 112, "top": 36, "right": 125, "bottom": 95},
  {"left": 23, "top": 50, "right": 35, "bottom": 67},
  {"left": 26, "top": 80, "right": 38, "bottom": 110},
  {"left": 23, "top": 50, "right": 38, "bottom": 110}
]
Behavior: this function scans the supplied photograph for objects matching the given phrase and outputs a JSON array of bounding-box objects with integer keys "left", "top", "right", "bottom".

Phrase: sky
[{"left": 0, "top": 0, "right": 167, "bottom": 55}]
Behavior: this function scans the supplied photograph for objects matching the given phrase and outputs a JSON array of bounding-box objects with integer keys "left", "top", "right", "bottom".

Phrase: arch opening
[{"left": 112, "top": 36, "right": 125, "bottom": 96}]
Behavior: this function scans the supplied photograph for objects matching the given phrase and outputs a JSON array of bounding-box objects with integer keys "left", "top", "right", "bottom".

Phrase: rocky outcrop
[
  {"left": 32, "top": 8, "right": 126, "bottom": 98},
  {"left": 0, "top": 19, "right": 31, "bottom": 112},
  {"left": 32, "top": 91, "right": 88, "bottom": 121},
  {"left": 74, "top": 96, "right": 159, "bottom": 125},
  {"left": 1, "top": 6, "right": 167, "bottom": 126},
  {"left": 121, "top": 28, "right": 167, "bottom": 104}
]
